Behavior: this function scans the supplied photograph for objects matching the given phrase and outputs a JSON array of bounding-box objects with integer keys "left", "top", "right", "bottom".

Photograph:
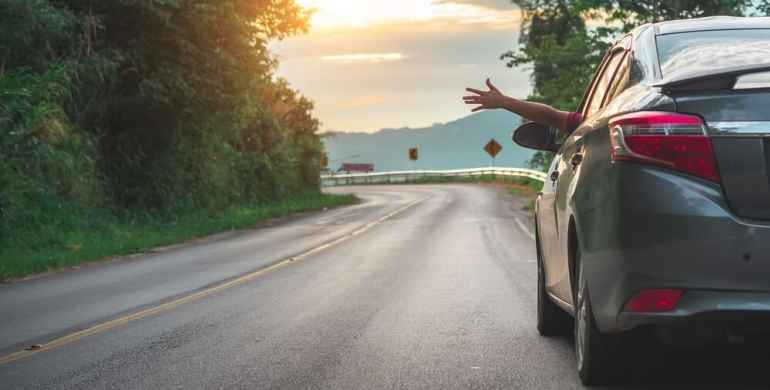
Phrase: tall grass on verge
[
  {"left": 0, "top": 193, "right": 356, "bottom": 281},
  {"left": 386, "top": 175, "right": 543, "bottom": 212}
]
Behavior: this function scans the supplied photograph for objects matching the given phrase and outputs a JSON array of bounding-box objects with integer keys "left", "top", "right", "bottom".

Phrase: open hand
[{"left": 463, "top": 78, "right": 507, "bottom": 112}]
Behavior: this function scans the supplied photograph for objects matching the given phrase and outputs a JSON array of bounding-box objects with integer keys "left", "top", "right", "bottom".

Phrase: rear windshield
[{"left": 657, "top": 29, "right": 770, "bottom": 79}]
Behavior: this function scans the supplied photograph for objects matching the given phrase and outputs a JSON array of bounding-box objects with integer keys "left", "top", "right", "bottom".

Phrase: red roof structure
[{"left": 339, "top": 163, "right": 374, "bottom": 173}]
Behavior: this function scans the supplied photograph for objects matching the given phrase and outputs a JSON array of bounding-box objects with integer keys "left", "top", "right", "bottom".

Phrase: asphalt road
[{"left": 1, "top": 184, "right": 770, "bottom": 389}]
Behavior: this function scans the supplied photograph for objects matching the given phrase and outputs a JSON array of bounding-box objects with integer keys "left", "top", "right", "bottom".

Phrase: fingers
[
  {"left": 464, "top": 80, "right": 496, "bottom": 112},
  {"left": 464, "top": 97, "right": 486, "bottom": 111},
  {"left": 465, "top": 88, "right": 485, "bottom": 95},
  {"left": 486, "top": 78, "right": 499, "bottom": 93}
]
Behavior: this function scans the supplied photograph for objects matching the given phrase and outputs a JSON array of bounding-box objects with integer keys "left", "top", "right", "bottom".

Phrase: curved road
[{"left": 0, "top": 185, "right": 768, "bottom": 389}]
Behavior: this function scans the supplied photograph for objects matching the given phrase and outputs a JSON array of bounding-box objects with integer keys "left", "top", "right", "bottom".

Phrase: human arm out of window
[{"left": 463, "top": 78, "right": 576, "bottom": 134}]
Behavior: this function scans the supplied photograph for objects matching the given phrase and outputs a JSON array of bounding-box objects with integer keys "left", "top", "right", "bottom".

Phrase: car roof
[{"left": 654, "top": 16, "right": 770, "bottom": 35}]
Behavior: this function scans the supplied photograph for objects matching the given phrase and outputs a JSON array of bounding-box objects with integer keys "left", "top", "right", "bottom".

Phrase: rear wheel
[
  {"left": 574, "top": 250, "right": 625, "bottom": 385},
  {"left": 536, "top": 230, "right": 572, "bottom": 336}
]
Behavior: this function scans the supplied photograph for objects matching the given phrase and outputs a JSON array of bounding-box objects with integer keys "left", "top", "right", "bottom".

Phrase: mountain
[{"left": 323, "top": 110, "right": 533, "bottom": 172}]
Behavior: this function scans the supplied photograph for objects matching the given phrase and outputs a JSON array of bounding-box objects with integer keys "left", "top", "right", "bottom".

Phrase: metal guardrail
[{"left": 321, "top": 167, "right": 547, "bottom": 187}]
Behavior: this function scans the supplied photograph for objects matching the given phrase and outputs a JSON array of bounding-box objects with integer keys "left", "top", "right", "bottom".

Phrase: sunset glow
[
  {"left": 297, "top": 0, "right": 517, "bottom": 28},
  {"left": 321, "top": 53, "right": 405, "bottom": 64},
  {"left": 298, "top": 0, "right": 433, "bottom": 27},
  {"left": 274, "top": 0, "right": 527, "bottom": 132}
]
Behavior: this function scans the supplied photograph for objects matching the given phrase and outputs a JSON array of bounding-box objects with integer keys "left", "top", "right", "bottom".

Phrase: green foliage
[
  {"left": 0, "top": 64, "right": 102, "bottom": 247},
  {"left": 755, "top": 0, "right": 770, "bottom": 15},
  {"left": 0, "top": 192, "right": 356, "bottom": 280},
  {"left": 504, "top": 31, "right": 608, "bottom": 111},
  {"left": 0, "top": 0, "right": 327, "bottom": 273},
  {"left": 579, "top": 0, "right": 750, "bottom": 31},
  {"left": 525, "top": 149, "right": 554, "bottom": 172},
  {"left": 505, "top": 0, "right": 770, "bottom": 171},
  {"left": 0, "top": 0, "right": 79, "bottom": 72}
]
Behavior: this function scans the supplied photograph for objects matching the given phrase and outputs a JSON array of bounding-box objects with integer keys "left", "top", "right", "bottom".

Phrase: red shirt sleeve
[{"left": 565, "top": 111, "right": 583, "bottom": 134}]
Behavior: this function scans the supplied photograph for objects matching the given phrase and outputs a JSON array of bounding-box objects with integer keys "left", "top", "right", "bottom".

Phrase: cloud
[
  {"left": 321, "top": 53, "right": 405, "bottom": 64},
  {"left": 432, "top": 0, "right": 515, "bottom": 11},
  {"left": 271, "top": 5, "right": 530, "bottom": 133}
]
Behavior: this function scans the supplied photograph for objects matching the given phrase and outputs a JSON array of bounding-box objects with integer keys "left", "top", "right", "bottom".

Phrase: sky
[{"left": 269, "top": 0, "right": 531, "bottom": 133}]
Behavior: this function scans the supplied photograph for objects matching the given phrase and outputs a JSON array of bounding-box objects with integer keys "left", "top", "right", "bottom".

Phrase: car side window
[
  {"left": 577, "top": 52, "right": 610, "bottom": 116},
  {"left": 584, "top": 51, "right": 625, "bottom": 118},
  {"left": 604, "top": 55, "right": 631, "bottom": 106}
]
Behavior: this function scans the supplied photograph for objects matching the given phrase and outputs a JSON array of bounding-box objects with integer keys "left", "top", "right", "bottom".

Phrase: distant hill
[{"left": 323, "top": 110, "right": 533, "bottom": 172}]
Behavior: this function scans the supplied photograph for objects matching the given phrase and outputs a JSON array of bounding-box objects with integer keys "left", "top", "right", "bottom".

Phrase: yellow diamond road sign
[{"left": 484, "top": 139, "right": 502, "bottom": 158}]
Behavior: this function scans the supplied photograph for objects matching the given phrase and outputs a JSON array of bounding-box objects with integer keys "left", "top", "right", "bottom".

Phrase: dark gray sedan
[{"left": 514, "top": 17, "right": 770, "bottom": 385}]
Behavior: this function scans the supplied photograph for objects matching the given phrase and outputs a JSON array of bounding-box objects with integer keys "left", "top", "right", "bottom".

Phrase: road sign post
[
  {"left": 409, "top": 148, "right": 418, "bottom": 162},
  {"left": 408, "top": 148, "right": 419, "bottom": 182},
  {"left": 320, "top": 153, "right": 329, "bottom": 169},
  {"left": 484, "top": 139, "right": 502, "bottom": 168}
]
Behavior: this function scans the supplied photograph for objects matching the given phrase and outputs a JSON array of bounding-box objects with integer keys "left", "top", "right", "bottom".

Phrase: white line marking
[{"left": 515, "top": 217, "right": 536, "bottom": 241}]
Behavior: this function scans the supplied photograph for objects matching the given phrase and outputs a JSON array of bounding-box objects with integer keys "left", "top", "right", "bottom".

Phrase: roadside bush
[
  {"left": 0, "top": 1, "right": 323, "bottom": 262},
  {"left": 0, "top": 62, "right": 105, "bottom": 245}
]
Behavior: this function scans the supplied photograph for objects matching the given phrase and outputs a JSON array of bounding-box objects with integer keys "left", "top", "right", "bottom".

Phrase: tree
[
  {"left": 505, "top": 0, "right": 770, "bottom": 171},
  {"left": 503, "top": 0, "right": 606, "bottom": 170},
  {"left": 579, "top": 0, "right": 748, "bottom": 31},
  {"left": 0, "top": 0, "right": 323, "bottom": 250},
  {"left": 49, "top": 0, "right": 317, "bottom": 207}
]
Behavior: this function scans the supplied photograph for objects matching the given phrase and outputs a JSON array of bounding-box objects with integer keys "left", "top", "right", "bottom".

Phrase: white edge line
[{"left": 515, "top": 217, "right": 536, "bottom": 241}]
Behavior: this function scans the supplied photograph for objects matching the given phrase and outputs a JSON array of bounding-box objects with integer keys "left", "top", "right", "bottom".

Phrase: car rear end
[{"left": 590, "top": 24, "right": 770, "bottom": 342}]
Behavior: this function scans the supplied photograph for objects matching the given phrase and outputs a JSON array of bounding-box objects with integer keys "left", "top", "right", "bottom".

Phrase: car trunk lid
[
  {"left": 674, "top": 89, "right": 770, "bottom": 220},
  {"left": 654, "top": 28, "right": 770, "bottom": 220}
]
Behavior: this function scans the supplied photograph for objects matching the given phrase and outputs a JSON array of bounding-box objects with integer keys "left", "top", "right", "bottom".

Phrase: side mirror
[{"left": 512, "top": 122, "right": 560, "bottom": 152}]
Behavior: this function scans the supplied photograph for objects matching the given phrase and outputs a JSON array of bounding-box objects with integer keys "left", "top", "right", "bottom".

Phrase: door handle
[
  {"left": 550, "top": 170, "right": 559, "bottom": 184},
  {"left": 571, "top": 153, "right": 584, "bottom": 169}
]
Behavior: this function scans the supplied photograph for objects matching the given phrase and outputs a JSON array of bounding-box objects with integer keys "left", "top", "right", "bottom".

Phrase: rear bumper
[
  {"left": 617, "top": 290, "right": 770, "bottom": 332},
  {"left": 579, "top": 164, "right": 770, "bottom": 333}
]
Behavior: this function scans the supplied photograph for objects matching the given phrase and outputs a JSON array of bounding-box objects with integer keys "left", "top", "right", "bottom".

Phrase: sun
[{"left": 296, "top": 0, "right": 436, "bottom": 28}]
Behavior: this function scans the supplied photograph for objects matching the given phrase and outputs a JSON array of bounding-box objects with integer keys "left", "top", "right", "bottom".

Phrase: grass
[
  {"left": 374, "top": 173, "right": 543, "bottom": 213},
  {"left": 0, "top": 192, "right": 356, "bottom": 281},
  {"left": 406, "top": 174, "right": 529, "bottom": 185},
  {"left": 510, "top": 187, "right": 537, "bottom": 212},
  {"left": 506, "top": 179, "right": 541, "bottom": 213},
  {"left": 392, "top": 174, "right": 543, "bottom": 205}
]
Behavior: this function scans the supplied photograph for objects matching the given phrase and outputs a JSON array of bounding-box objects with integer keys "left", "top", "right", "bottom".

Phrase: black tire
[
  {"left": 536, "top": 230, "right": 572, "bottom": 336},
  {"left": 574, "top": 251, "right": 625, "bottom": 386}
]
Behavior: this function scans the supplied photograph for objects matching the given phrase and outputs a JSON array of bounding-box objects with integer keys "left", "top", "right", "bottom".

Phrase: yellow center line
[{"left": 0, "top": 196, "right": 429, "bottom": 366}]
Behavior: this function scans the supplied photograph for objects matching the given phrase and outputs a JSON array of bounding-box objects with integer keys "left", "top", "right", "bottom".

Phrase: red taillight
[
  {"left": 609, "top": 112, "right": 720, "bottom": 182},
  {"left": 624, "top": 289, "right": 683, "bottom": 313}
]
